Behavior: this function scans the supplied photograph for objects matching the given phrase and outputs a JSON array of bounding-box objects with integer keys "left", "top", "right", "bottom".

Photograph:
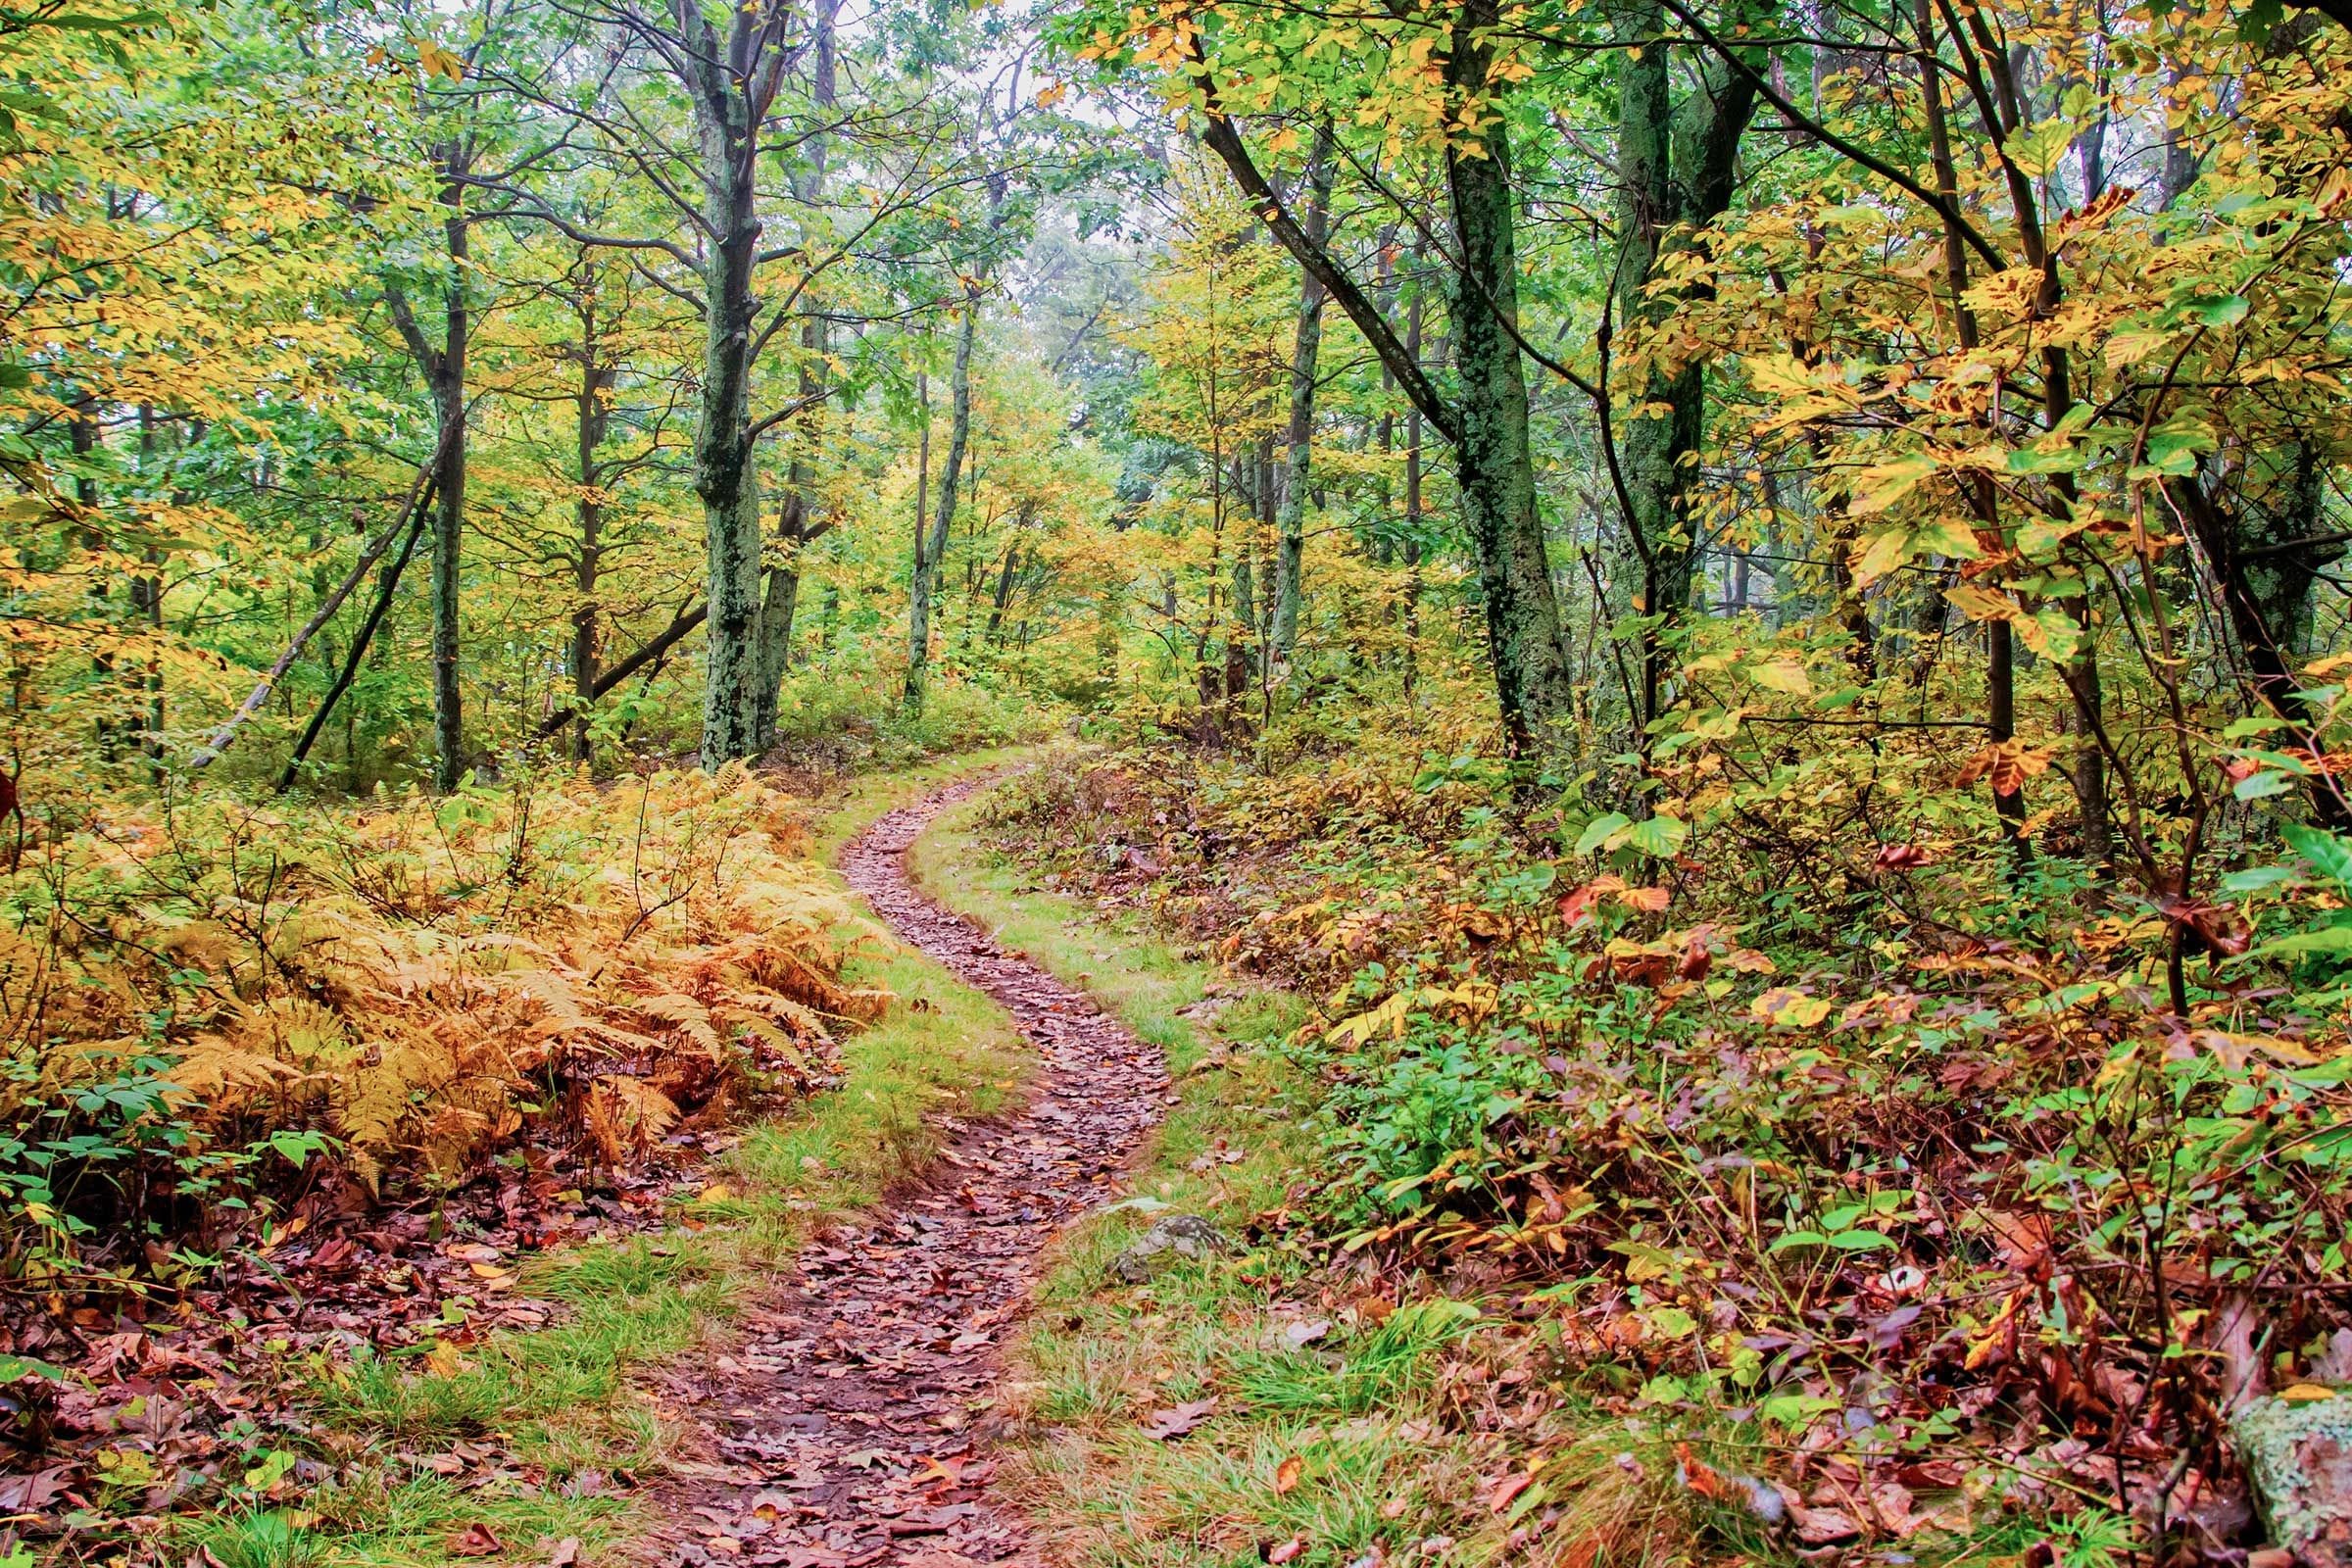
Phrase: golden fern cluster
[{"left": 0, "top": 765, "right": 883, "bottom": 1217}]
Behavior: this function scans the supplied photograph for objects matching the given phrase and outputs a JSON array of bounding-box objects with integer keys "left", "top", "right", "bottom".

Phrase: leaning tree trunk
[
  {"left": 1445, "top": 11, "right": 1576, "bottom": 757},
  {"left": 1270, "top": 124, "right": 1335, "bottom": 668},
  {"left": 905, "top": 298, "right": 977, "bottom": 711}
]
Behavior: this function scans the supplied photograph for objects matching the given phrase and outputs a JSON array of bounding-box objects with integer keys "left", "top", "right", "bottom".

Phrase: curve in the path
[{"left": 641, "top": 776, "right": 1166, "bottom": 1568}]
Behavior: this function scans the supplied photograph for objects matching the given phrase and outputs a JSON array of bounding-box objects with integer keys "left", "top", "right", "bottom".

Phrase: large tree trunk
[
  {"left": 384, "top": 141, "right": 473, "bottom": 793},
  {"left": 1446, "top": 12, "right": 1576, "bottom": 757},
  {"left": 682, "top": 15, "right": 768, "bottom": 770},
  {"left": 1610, "top": 0, "right": 1760, "bottom": 728},
  {"left": 1270, "top": 123, "right": 1335, "bottom": 668},
  {"left": 905, "top": 299, "right": 977, "bottom": 710}
]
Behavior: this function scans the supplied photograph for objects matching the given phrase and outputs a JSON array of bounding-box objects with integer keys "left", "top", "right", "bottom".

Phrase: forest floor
[{"left": 627, "top": 776, "right": 1168, "bottom": 1568}]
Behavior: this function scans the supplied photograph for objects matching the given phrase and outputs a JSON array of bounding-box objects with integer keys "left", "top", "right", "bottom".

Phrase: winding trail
[{"left": 640, "top": 777, "right": 1167, "bottom": 1567}]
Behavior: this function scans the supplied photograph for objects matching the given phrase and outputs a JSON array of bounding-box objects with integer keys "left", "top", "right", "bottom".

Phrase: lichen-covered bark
[
  {"left": 1445, "top": 9, "right": 1576, "bottom": 755},
  {"left": 687, "top": 35, "right": 766, "bottom": 770}
]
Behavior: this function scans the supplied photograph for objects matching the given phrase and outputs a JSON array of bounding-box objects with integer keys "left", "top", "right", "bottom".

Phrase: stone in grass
[
  {"left": 2234, "top": 1387, "right": 2352, "bottom": 1567},
  {"left": 1110, "top": 1214, "right": 1230, "bottom": 1283}
]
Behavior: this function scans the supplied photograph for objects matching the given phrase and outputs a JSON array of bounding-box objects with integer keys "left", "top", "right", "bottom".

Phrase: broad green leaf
[
  {"left": 1576, "top": 813, "right": 1631, "bottom": 856},
  {"left": 2284, "top": 824, "right": 2352, "bottom": 891},
  {"left": 1624, "top": 814, "right": 1689, "bottom": 858}
]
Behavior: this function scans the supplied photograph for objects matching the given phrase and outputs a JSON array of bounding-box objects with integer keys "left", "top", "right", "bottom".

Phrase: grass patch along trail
[{"left": 635, "top": 776, "right": 1168, "bottom": 1567}]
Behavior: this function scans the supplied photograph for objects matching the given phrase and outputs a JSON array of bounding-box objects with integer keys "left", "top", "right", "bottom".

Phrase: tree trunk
[
  {"left": 683, "top": 30, "right": 767, "bottom": 769},
  {"left": 430, "top": 144, "right": 471, "bottom": 792},
  {"left": 1446, "top": 10, "right": 1575, "bottom": 756},
  {"left": 1270, "top": 123, "right": 1334, "bottom": 668},
  {"left": 572, "top": 320, "right": 613, "bottom": 764},
  {"left": 906, "top": 300, "right": 977, "bottom": 710},
  {"left": 754, "top": 0, "right": 838, "bottom": 747}
]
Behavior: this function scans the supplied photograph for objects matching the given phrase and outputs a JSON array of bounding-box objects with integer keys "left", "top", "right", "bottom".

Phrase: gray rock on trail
[
  {"left": 2234, "top": 1393, "right": 2352, "bottom": 1566},
  {"left": 1111, "top": 1214, "right": 1229, "bottom": 1283}
]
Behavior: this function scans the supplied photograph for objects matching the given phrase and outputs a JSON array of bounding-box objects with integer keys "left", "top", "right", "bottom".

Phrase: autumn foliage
[{"left": 0, "top": 764, "right": 873, "bottom": 1288}]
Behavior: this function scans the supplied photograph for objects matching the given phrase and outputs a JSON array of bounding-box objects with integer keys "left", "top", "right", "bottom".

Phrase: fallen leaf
[
  {"left": 1269, "top": 1539, "right": 1307, "bottom": 1564},
  {"left": 2279, "top": 1383, "right": 2340, "bottom": 1402},
  {"left": 1487, "top": 1471, "right": 1535, "bottom": 1512},
  {"left": 1789, "top": 1503, "right": 1865, "bottom": 1545},
  {"left": 448, "top": 1523, "right": 504, "bottom": 1557},
  {"left": 1143, "top": 1396, "right": 1217, "bottom": 1439},
  {"left": 548, "top": 1537, "right": 582, "bottom": 1567},
  {"left": 1274, "top": 1455, "right": 1303, "bottom": 1494}
]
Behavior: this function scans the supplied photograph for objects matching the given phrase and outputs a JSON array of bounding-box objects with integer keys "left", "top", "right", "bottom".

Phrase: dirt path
[{"left": 639, "top": 777, "right": 1167, "bottom": 1567}]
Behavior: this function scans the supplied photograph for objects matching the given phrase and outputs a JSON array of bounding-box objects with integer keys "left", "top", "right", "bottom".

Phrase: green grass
[{"left": 162, "top": 754, "right": 1037, "bottom": 1568}]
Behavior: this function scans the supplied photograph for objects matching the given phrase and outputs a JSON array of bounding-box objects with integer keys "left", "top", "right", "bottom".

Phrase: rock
[
  {"left": 1110, "top": 1214, "right": 1229, "bottom": 1283},
  {"left": 2234, "top": 1390, "right": 2352, "bottom": 1566}
]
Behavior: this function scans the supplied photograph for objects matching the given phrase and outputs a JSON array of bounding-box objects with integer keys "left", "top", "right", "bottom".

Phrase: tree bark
[
  {"left": 1270, "top": 123, "right": 1334, "bottom": 668},
  {"left": 1446, "top": 12, "right": 1577, "bottom": 757},
  {"left": 905, "top": 298, "right": 977, "bottom": 710},
  {"left": 383, "top": 137, "right": 474, "bottom": 793},
  {"left": 572, "top": 302, "right": 614, "bottom": 764},
  {"left": 674, "top": 2, "right": 773, "bottom": 770},
  {"left": 754, "top": 0, "right": 839, "bottom": 747}
]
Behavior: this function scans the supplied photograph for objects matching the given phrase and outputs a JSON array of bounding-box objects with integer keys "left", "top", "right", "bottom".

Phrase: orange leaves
[{"left": 1956, "top": 739, "right": 2058, "bottom": 797}]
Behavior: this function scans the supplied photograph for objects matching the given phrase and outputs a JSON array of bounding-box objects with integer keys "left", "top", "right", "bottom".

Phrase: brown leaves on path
[{"left": 633, "top": 778, "right": 1168, "bottom": 1566}]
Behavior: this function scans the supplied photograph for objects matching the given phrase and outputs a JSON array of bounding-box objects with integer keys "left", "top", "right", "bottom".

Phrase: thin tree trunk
[
  {"left": 1912, "top": 0, "right": 2028, "bottom": 854},
  {"left": 1271, "top": 122, "right": 1335, "bottom": 667},
  {"left": 755, "top": 0, "right": 839, "bottom": 746},
  {"left": 572, "top": 309, "right": 613, "bottom": 764},
  {"left": 431, "top": 146, "right": 471, "bottom": 792},
  {"left": 192, "top": 451, "right": 447, "bottom": 770},
  {"left": 906, "top": 300, "right": 977, "bottom": 710}
]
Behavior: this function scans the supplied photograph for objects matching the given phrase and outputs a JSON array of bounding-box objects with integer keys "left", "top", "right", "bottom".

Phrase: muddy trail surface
[{"left": 639, "top": 777, "right": 1167, "bottom": 1567}]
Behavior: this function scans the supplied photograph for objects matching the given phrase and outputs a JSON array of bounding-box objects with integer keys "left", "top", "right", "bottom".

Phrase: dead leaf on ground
[
  {"left": 1142, "top": 1396, "right": 1217, "bottom": 1439},
  {"left": 547, "top": 1537, "right": 582, "bottom": 1567},
  {"left": 1268, "top": 1538, "right": 1307, "bottom": 1564},
  {"left": 448, "top": 1522, "right": 504, "bottom": 1557},
  {"left": 1274, "top": 1455, "right": 1303, "bottom": 1494}
]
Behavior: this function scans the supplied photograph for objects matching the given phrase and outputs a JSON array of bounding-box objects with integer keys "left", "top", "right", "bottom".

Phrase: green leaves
[
  {"left": 1575, "top": 810, "right": 1688, "bottom": 859},
  {"left": 2284, "top": 825, "right": 2352, "bottom": 892}
]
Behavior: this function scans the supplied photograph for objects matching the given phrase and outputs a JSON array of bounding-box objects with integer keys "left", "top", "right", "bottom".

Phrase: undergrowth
[{"left": 973, "top": 718, "right": 2352, "bottom": 1565}]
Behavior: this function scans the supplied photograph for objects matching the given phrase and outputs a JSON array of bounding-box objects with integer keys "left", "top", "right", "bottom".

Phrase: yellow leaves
[
  {"left": 1848, "top": 453, "right": 1940, "bottom": 515},
  {"left": 1751, "top": 988, "right": 1834, "bottom": 1029},
  {"left": 1749, "top": 657, "right": 1812, "bottom": 698}
]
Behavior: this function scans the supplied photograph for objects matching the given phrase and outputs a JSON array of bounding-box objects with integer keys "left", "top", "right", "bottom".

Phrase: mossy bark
[{"left": 1444, "top": 10, "right": 1576, "bottom": 756}]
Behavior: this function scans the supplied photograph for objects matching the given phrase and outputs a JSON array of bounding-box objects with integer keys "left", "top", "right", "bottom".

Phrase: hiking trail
[{"left": 638, "top": 777, "right": 1167, "bottom": 1567}]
